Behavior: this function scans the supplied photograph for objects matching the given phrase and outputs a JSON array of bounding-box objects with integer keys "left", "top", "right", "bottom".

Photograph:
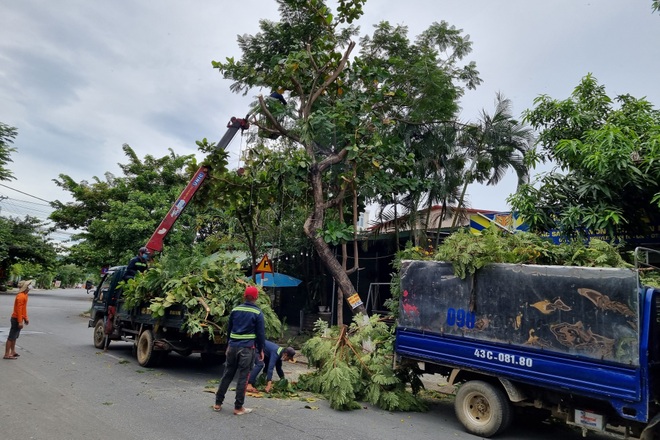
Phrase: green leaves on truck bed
[{"left": 120, "top": 250, "right": 282, "bottom": 340}]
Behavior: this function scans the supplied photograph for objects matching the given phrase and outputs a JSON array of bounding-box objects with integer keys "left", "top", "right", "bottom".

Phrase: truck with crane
[
  {"left": 88, "top": 116, "right": 250, "bottom": 367},
  {"left": 395, "top": 247, "right": 660, "bottom": 439}
]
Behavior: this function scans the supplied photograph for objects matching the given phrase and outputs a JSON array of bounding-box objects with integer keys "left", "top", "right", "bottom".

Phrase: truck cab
[{"left": 88, "top": 265, "right": 126, "bottom": 349}]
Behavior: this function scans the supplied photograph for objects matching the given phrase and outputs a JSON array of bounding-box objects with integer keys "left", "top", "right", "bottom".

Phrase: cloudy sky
[{"left": 1, "top": 0, "right": 659, "bottom": 236}]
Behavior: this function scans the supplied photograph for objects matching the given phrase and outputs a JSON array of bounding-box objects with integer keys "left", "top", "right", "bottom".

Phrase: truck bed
[{"left": 396, "top": 260, "right": 651, "bottom": 422}]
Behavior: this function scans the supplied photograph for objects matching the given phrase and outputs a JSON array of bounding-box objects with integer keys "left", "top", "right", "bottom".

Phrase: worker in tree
[
  {"left": 246, "top": 340, "right": 295, "bottom": 393},
  {"left": 269, "top": 88, "right": 287, "bottom": 106}
]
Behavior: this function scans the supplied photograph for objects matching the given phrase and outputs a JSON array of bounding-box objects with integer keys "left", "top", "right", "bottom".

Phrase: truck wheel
[
  {"left": 93, "top": 319, "right": 107, "bottom": 349},
  {"left": 455, "top": 380, "right": 512, "bottom": 438},
  {"left": 137, "top": 329, "right": 158, "bottom": 367}
]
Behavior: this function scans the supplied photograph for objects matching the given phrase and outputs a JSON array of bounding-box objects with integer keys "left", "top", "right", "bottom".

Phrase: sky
[{"left": 1, "top": 0, "right": 659, "bottom": 239}]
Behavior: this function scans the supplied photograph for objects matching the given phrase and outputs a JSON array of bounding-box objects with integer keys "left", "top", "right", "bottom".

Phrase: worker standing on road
[
  {"left": 246, "top": 341, "right": 295, "bottom": 393},
  {"left": 213, "top": 285, "right": 265, "bottom": 415},
  {"left": 4, "top": 280, "right": 32, "bottom": 360}
]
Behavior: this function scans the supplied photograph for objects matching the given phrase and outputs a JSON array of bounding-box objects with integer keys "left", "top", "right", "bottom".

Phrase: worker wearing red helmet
[{"left": 213, "top": 285, "right": 265, "bottom": 415}]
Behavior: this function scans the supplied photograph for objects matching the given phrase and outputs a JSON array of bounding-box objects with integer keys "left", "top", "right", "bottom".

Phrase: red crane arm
[{"left": 145, "top": 117, "right": 249, "bottom": 253}]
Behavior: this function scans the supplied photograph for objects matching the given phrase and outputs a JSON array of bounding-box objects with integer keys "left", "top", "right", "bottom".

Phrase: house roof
[{"left": 367, "top": 205, "right": 501, "bottom": 231}]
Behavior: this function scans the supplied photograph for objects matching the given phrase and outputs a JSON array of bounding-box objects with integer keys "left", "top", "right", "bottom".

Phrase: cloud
[{"left": 1, "top": 0, "right": 659, "bottom": 217}]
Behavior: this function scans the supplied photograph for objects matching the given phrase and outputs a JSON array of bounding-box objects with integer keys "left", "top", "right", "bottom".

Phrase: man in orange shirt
[{"left": 4, "top": 279, "right": 31, "bottom": 360}]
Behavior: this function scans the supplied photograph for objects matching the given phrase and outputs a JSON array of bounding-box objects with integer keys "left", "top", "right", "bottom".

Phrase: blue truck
[{"left": 395, "top": 248, "right": 660, "bottom": 438}]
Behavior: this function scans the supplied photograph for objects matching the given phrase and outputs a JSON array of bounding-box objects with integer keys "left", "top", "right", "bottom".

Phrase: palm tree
[
  {"left": 451, "top": 93, "right": 535, "bottom": 228},
  {"left": 370, "top": 122, "right": 467, "bottom": 249}
]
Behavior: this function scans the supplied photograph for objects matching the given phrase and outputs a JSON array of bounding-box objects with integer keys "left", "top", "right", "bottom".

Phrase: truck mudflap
[{"left": 498, "top": 378, "right": 527, "bottom": 403}]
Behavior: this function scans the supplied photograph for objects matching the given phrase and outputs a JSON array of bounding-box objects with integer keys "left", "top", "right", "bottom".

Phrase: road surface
[{"left": 0, "top": 287, "right": 613, "bottom": 440}]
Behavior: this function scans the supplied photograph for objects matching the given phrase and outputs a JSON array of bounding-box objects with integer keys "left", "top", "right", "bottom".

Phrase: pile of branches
[
  {"left": 297, "top": 314, "right": 426, "bottom": 411},
  {"left": 120, "top": 250, "right": 281, "bottom": 340}
]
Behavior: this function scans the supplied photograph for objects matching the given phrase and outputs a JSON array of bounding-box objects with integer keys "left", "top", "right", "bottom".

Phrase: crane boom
[{"left": 144, "top": 116, "right": 250, "bottom": 253}]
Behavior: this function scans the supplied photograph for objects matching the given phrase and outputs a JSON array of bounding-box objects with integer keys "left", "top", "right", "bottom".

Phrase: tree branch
[
  {"left": 304, "top": 41, "right": 356, "bottom": 116},
  {"left": 256, "top": 95, "right": 301, "bottom": 143}
]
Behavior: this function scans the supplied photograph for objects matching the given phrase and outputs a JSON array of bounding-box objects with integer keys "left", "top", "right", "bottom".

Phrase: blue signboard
[{"left": 470, "top": 212, "right": 529, "bottom": 235}]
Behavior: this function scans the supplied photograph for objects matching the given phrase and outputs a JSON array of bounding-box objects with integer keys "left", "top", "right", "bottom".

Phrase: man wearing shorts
[{"left": 4, "top": 279, "right": 31, "bottom": 360}]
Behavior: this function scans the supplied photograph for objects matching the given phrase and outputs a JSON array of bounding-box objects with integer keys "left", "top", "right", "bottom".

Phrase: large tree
[
  {"left": 0, "top": 215, "right": 58, "bottom": 287},
  {"left": 359, "top": 21, "right": 480, "bottom": 248},
  {"left": 50, "top": 144, "right": 200, "bottom": 270},
  {"left": 195, "top": 138, "right": 311, "bottom": 277},
  {"left": 213, "top": 0, "right": 479, "bottom": 316},
  {"left": 509, "top": 74, "right": 660, "bottom": 240}
]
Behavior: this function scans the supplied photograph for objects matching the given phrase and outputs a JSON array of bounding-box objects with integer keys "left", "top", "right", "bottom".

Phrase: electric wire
[{"left": 0, "top": 190, "right": 78, "bottom": 243}]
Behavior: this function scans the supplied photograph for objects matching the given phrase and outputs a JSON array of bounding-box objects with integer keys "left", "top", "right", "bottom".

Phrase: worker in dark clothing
[
  {"left": 123, "top": 247, "right": 150, "bottom": 281},
  {"left": 246, "top": 341, "right": 295, "bottom": 393},
  {"left": 105, "top": 247, "right": 150, "bottom": 349},
  {"left": 213, "top": 285, "right": 265, "bottom": 415}
]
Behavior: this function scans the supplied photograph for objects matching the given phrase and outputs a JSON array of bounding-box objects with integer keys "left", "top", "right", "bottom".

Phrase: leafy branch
[{"left": 297, "top": 314, "right": 425, "bottom": 411}]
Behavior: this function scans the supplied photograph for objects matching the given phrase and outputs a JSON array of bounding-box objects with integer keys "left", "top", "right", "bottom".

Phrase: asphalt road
[{"left": 0, "top": 287, "right": 612, "bottom": 440}]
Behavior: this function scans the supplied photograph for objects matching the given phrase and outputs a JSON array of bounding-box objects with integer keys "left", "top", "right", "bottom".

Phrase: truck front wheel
[
  {"left": 455, "top": 380, "right": 512, "bottom": 437},
  {"left": 137, "top": 329, "right": 159, "bottom": 367},
  {"left": 93, "top": 319, "right": 107, "bottom": 349}
]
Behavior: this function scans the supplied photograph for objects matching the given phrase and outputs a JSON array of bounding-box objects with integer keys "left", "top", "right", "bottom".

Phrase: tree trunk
[{"left": 304, "top": 165, "right": 366, "bottom": 318}]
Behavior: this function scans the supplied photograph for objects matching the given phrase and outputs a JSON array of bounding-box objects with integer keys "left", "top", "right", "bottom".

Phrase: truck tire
[
  {"left": 93, "top": 319, "right": 107, "bottom": 349},
  {"left": 455, "top": 380, "right": 512, "bottom": 437},
  {"left": 137, "top": 329, "right": 159, "bottom": 367}
]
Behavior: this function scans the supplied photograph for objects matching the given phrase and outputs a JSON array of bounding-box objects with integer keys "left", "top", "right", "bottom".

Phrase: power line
[
  {"left": 1, "top": 198, "right": 53, "bottom": 217},
  {"left": 0, "top": 183, "right": 53, "bottom": 203},
  {"left": 0, "top": 194, "right": 79, "bottom": 243}
]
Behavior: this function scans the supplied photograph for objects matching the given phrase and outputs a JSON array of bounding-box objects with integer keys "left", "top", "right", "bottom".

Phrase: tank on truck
[{"left": 144, "top": 115, "right": 250, "bottom": 253}]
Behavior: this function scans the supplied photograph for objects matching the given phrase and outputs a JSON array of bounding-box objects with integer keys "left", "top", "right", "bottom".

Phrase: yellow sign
[
  {"left": 255, "top": 254, "right": 274, "bottom": 273},
  {"left": 347, "top": 293, "right": 363, "bottom": 309}
]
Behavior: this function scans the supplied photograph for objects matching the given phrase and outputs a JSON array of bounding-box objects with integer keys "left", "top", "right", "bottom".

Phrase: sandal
[
  {"left": 3, "top": 356, "right": 17, "bottom": 360},
  {"left": 212, "top": 405, "right": 222, "bottom": 412},
  {"left": 233, "top": 407, "right": 253, "bottom": 415},
  {"left": 12, "top": 353, "right": 19, "bottom": 357}
]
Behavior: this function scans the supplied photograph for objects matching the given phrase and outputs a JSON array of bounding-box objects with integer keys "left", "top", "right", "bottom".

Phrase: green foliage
[
  {"left": 641, "top": 269, "right": 660, "bottom": 288},
  {"left": 55, "top": 263, "right": 86, "bottom": 287},
  {"left": 194, "top": 140, "right": 311, "bottom": 273},
  {"left": 50, "top": 145, "right": 200, "bottom": 271},
  {"left": 389, "top": 229, "right": 632, "bottom": 318},
  {"left": 121, "top": 248, "right": 281, "bottom": 340},
  {"left": 450, "top": 94, "right": 534, "bottom": 228},
  {"left": 297, "top": 314, "right": 426, "bottom": 411},
  {"left": 213, "top": 0, "right": 484, "bottom": 314},
  {"left": 431, "top": 228, "right": 629, "bottom": 280},
  {"left": 0, "top": 215, "right": 59, "bottom": 283},
  {"left": 511, "top": 75, "right": 660, "bottom": 241},
  {"left": 0, "top": 122, "right": 17, "bottom": 182},
  {"left": 320, "top": 220, "right": 354, "bottom": 245}
]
